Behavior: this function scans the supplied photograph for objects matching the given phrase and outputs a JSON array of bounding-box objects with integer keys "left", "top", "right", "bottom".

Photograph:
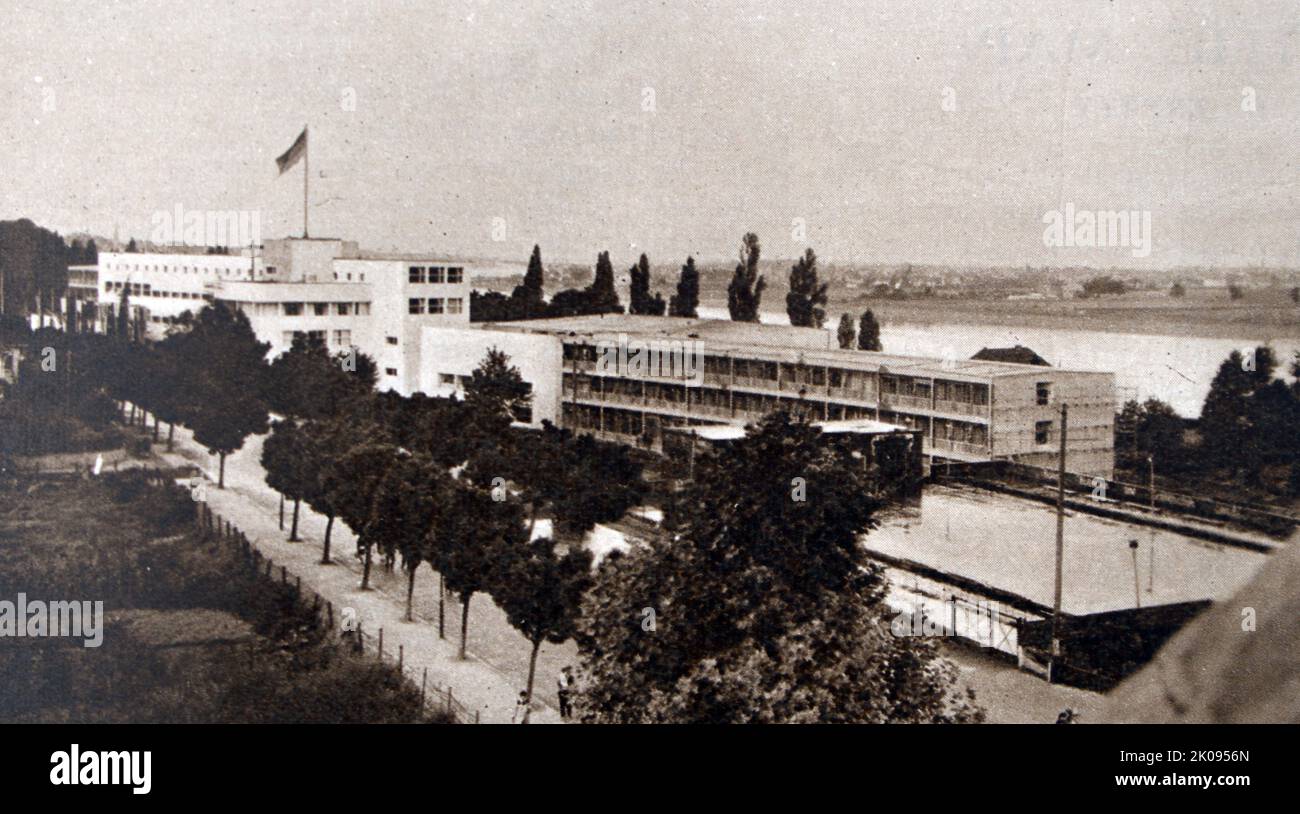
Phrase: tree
[
  {"left": 177, "top": 302, "right": 271, "bottom": 487},
  {"left": 726, "top": 233, "right": 765, "bottom": 322},
  {"left": 857, "top": 309, "right": 882, "bottom": 351},
  {"left": 573, "top": 411, "right": 981, "bottom": 723},
  {"left": 362, "top": 452, "right": 447, "bottom": 617},
  {"left": 1117, "top": 398, "right": 1186, "bottom": 472},
  {"left": 267, "top": 333, "right": 369, "bottom": 420},
  {"left": 1290, "top": 287, "right": 1299, "bottom": 305},
  {"left": 585, "top": 251, "right": 622, "bottom": 314},
  {"left": 304, "top": 416, "right": 362, "bottom": 564},
  {"left": 438, "top": 481, "right": 527, "bottom": 658},
  {"left": 669, "top": 256, "right": 700, "bottom": 318},
  {"left": 836, "top": 313, "right": 856, "bottom": 349},
  {"left": 1228, "top": 284, "right": 1244, "bottom": 301},
  {"left": 493, "top": 538, "right": 593, "bottom": 722},
  {"left": 115, "top": 288, "right": 131, "bottom": 339},
  {"left": 628, "top": 254, "right": 666, "bottom": 316},
  {"left": 470, "top": 289, "right": 514, "bottom": 322},
  {"left": 496, "top": 422, "right": 645, "bottom": 538},
  {"left": 785, "top": 248, "right": 828, "bottom": 328},
  {"left": 1199, "top": 346, "right": 1278, "bottom": 480},
  {"left": 332, "top": 440, "right": 400, "bottom": 590},
  {"left": 463, "top": 347, "right": 532, "bottom": 436},
  {"left": 516, "top": 244, "right": 545, "bottom": 303},
  {"left": 1170, "top": 282, "right": 1186, "bottom": 298},
  {"left": 126, "top": 238, "right": 139, "bottom": 253},
  {"left": 1, "top": 220, "right": 69, "bottom": 319},
  {"left": 261, "top": 420, "right": 316, "bottom": 541}
]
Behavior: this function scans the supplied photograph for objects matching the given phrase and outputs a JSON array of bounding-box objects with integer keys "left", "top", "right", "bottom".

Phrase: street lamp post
[{"left": 1128, "top": 539, "right": 1141, "bottom": 608}]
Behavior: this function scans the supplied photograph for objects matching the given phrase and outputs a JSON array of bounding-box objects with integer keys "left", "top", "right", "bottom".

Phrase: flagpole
[{"left": 303, "top": 125, "right": 309, "bottom": 239}]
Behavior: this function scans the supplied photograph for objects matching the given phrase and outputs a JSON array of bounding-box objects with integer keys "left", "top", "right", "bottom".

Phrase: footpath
[{"left": 156, "top": 424, "right": 563, "bottom": 725}]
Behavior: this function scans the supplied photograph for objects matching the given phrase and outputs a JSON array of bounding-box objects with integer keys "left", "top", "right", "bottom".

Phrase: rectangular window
[
  {"left": 408, "top": 298, "right": 425, "bottom": 315},
  {"left": 385, "top": 368, "right": 398, "bottom": 377},
  {"left": 313, "top": 302, "right": 329, "bottom": 316},
  {"left": 283, "top": 302, "right": 303, "bottom": 316},
  {"left": 409, "top": 266, "right": 425, "bottom": 283},
  {"left": 447, "top": 267, "right": 463, "bottom": 284},
  {"left": 428, "top": 266, "right": 445, "bottom": 283},
  {"left": 335, "top": 302, "right": 351, "bottom": 315},
  {"left": 428, "top": 298, "right": 445, "bottom": 314},
  {"left": 446, "top": 297, "right": 463, "bottom": 314},
  {"left": 439, "top": 373, "right": 456, "bottom": 385},
  {"left": 1036, "top": 382, "right": 1052, "bottom": 406},
  {"left": 386, "top": 336, "right": 398, "bottom": 345},
  {"left": 1035, "top": 420, "right": 1052, "bottom": 445},
  {"left": 333, "top": 329, "right": 351, "bottom": 346}
]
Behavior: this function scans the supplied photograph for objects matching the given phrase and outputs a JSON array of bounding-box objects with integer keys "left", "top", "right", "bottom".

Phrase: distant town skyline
[{"left": 3, "top": 0, "right": 1296, "bottom": 269}]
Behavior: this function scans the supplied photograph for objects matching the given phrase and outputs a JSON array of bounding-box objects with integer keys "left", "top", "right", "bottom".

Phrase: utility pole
[
  {"left": 303, "top": 124, "right": 310, "bottom": 239},
  {"left": 1048, "top": 403, "right": 1067, "bottom": 684},
  {"left": 1147, "top": 454, "right": 1156, "bottom": 510}
]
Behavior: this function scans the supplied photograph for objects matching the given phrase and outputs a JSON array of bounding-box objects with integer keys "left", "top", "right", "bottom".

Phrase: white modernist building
[{"left": 95, "top": 237, "right": 474, "bottom": 394}]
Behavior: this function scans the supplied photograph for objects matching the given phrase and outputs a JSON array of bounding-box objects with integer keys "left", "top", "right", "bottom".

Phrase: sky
[{"left": 1, "top": 0, "right": 1296, "bottom": 269}]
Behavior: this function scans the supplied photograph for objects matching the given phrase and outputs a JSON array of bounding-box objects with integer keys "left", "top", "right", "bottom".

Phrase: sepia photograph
[{"left": 1, "top": 0, "right": 1294, "bottom": 797}]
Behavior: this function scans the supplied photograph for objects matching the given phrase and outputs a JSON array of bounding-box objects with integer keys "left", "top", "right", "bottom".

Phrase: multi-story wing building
[
  {"left": 419, "top": 315, "right": 1116, "bottom": 477},
  {"left": 93, "top": 237, "right": 474, "bottom": 394}
]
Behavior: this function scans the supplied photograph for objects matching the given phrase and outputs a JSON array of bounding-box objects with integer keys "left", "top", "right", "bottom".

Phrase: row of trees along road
[
  {"left": 256, "top": 345, "right": 644, "bottom": 717},
  {"left": 16, "top": 290, "right": 979, "bottom": 722}
]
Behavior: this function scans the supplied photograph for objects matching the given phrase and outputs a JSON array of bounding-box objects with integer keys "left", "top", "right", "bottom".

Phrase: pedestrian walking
[
  {"left": 513, "top": 691, "right": 530, "bottom": 724},
  {"left": 557, "top": 666, "right": 575, "bottom": 719}
]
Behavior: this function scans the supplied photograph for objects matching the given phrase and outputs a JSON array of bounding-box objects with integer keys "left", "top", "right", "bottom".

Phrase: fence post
[
  {"left": 420, "top": 668, "right": 427, "bottom": 708},
  {"left": 296, "top": 575, "right": 301, "bottom": 596},
  {"left": 280, "top": 565, "right": 287, "bottom": 584},
  {"left": 266, "top": 558, "right": 273, "bottom": 577},
  {"left": 398, "top": 644, "right": 403, "bottom": 671},
  {"left": 378, "top": 628, "right": 384, "bottom": 661},
  {"left": 446, "top": 687, "right": 453, "bottom": 715},
  {"left": 474, "top": 710, "right": 480, "bottom": 725},
  {"left": 327, "top": 601, "right": 334, "bottom": 628}
]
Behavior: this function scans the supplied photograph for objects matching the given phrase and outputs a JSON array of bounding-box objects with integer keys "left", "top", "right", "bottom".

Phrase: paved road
[{"left": 162, "top": 423, "right": 567, "bottom": 724}]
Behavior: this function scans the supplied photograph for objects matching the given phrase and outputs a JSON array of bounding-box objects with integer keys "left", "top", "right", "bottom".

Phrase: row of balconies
[{"left": 568, "top": 373, "right": 991, "bottom": 422}]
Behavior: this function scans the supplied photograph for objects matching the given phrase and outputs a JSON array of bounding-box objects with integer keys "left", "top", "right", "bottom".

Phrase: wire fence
[{"left": 193, "top": 500, "right": 480, "bottom": 724}]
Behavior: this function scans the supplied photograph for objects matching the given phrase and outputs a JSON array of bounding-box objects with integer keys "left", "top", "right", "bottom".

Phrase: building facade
[
  {"left": 94, "top": 238, "right": 474, "bottom": 394},
  {"left": 419, "top": 315, "right": 1116, "bottom": 477}
]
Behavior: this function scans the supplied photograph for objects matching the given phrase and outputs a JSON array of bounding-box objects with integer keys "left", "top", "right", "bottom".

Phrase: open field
[
  {"left": 701, "top": 287, "right": 1300, "bottom": 342},
  {"left": 0, "top": 472, "right": 447, "bottom": 724}
]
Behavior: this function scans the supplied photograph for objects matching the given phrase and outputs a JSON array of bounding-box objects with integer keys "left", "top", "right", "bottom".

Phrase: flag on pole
[{"left": 275, "top": 127, "right": 308, "bottom": 175}]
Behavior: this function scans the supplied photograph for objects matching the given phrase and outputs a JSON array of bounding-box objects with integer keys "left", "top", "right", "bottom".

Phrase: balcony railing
[
  {"left": 933, "top": 399, "right": 989, "bottom": 417},
  {"left": 929, "top": 438, "right": 990, "bottom": 457},
  {"left": 881, "top": 393, "right": 932, "bottom": 411}
]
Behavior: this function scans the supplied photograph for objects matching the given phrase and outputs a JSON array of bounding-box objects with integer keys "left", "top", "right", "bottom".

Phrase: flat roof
[{"left": 483, "top": 315, "right": 1110, "bottom": 380}]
